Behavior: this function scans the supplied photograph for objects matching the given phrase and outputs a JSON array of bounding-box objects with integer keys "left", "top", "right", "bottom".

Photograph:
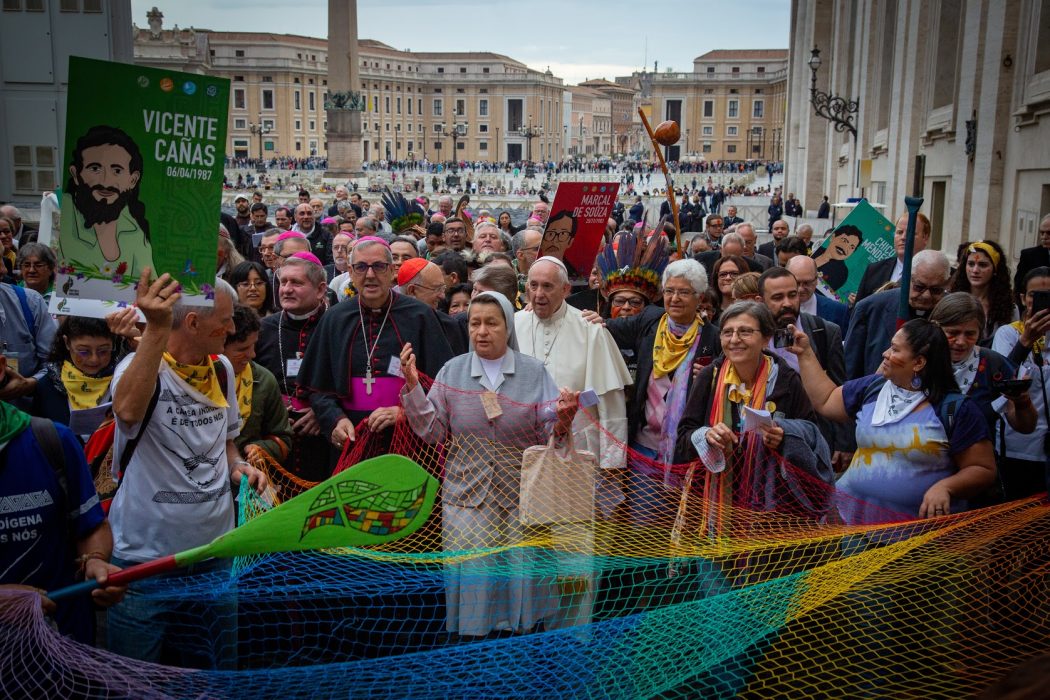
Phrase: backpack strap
[
  {"left": 117, "top": 379, "right": 161, "bottom": 477},
  {"left": 935, "top": 392, "right": 967, "bottom": 441},
  {"left": 12, "top": 284, "right": 34, "bottom": 331},
  {"left": 28, "top": 417, "right": 78, "bottom": 556}
]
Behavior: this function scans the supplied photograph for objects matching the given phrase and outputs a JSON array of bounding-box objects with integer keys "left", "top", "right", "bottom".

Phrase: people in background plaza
[
  {"left": 991, "top": 266, "right": 1050, "bottom": 501},
  {"left": 845, "top": 250, "right": 951, "bottom": 380},
  {"left": 854, "top": 213, "right": 931, "bottom": 304},
  {"left": 948, "top": 240, "right": 1018, "bottom": 340},
  {"left": 791, "top": 317, "right": 995, "bottom": 524}
]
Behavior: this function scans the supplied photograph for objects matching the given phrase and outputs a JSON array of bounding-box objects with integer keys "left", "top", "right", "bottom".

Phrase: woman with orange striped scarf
[{"left": 673, "top": 302, "right": 821, "bottom": 533}]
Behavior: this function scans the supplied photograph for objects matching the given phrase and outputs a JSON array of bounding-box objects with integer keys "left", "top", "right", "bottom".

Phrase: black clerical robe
[
  {"left": 298, "top": 292, "right": 454, "bottom": 438},
  {"left": 256, "top": 306, "right": 332, "bottom": 481}
]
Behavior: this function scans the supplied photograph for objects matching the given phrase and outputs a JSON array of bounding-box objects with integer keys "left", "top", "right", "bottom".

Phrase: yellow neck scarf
[
  {"left": 711, "top": 355, "right": 772, "bottom": 428},
  {"left": 652, "top": 314, "right": 701, "bottom": 379},
  {"left": 236, "top": 362, "right": 254, "bottom": 425},
  {"left": 60, "top": 361, "right": 112, "bottom": 410},
  {"left": 1011, "top": 320, "right": 1045, "bottom": 355},
  {"left": 163, "top": 352, "right": 228, "bottom": 407}
]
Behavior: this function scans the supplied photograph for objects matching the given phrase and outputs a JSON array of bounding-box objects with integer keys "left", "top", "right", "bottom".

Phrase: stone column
[{"left": 325, "top": 0, "right": 363, "bottom": 178}]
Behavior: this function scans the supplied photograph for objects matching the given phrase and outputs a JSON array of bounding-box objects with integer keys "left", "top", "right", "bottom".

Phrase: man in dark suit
[
  {"left": 786, "top": 255, "right": 849, "bottom": 330},
  {"left": 844, "top": 249, "right": 951, "bottom": 379},
  {"left": 1013, "top": 213, "right": 1050, "bottom": 299},
  {"left": 854, "top": 212, "right": 931, "bottom": 304},
  {"left": 759, "top": 267, "right": 852, "bottom": 470},
  {"left": 722, "top": 205, "right": 743, "bottom": 228},
  {"left": 758, "top": 219, "right": 790, "bottom": 261}
]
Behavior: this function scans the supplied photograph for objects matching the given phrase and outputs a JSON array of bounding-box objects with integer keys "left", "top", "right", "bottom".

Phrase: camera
[
  {"left": 773, "top": 328, "right": 794, "bottom": 349},
  {"left": 990, "top": 377, "right": 1032, "bottom": 397}
]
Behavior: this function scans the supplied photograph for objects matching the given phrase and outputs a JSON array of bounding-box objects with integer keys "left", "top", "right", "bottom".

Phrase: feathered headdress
[
  {"left": 596, "top": 229, "right": 669, "bottom": 302},
  {"left": 381, "top": 187, "right": 426, "bottom": 237}
]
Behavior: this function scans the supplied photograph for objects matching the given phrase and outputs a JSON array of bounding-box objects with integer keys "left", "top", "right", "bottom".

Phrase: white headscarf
[{"left": 468, "top": 291, "right": 518, "bottom": 351}]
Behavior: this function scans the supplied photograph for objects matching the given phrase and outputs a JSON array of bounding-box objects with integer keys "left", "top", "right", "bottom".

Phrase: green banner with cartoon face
[
  {"left": 811, "top": 200, "right": 895, "bottom": 303},
  {"left": 53, "top": 56, "right": 229, "bottom": 317}
]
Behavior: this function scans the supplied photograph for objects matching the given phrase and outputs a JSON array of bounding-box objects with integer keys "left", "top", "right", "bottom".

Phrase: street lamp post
[
  {"left": 439, "top": 121, "right": 467, "bottom": 168},
  {"left": 519, "top": 116, "right": 542, "bottom": 163},
  {"left": 807, "top": 47, "right": 858, "bottom": 140},
  {"left": 248, "top": 116, "right": 272, "bottom": 173}
]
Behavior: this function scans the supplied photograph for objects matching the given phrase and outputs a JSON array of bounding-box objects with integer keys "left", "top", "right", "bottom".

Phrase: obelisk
[{"left": 325, "top": 0, "right": 363, "bottom": 178}]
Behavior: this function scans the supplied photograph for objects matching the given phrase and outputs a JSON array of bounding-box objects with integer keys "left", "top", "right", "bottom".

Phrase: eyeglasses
[
  {"left": 351, "top": 261, "right": 391, "bottom": 275},
  {"left": 237, "top": 279, "right": 265, "bottom": 289},
  {"left": 611, "top": 296, "right": 646, "bottom": 308},
  {"left": 413, "top": 283, "right": 447, "bottom": 294},
  {"left": 796, "top": 278, "right": 818, "bottom": 288},
  {"left": 19, "top": 261, "right": 49, "bottom": 270},
  {"left": 911, "top": 282, "right": 946, "bottom": 297},
  {"left": 719, "top": 328, "right": 760, "bottom": 340},
  {"left": 73, "top": 346, "right": 113, "bottom": 360},
  {"left": 717, "top": 271, "right": 741, "bottom": 280},
  {"left": 663, "top": 288, "right": 696, "bottom": 299},
  {"left": 333, "top": 244, "right": 351, "bottom": 253},
  {"left": 543, "top": 230, "right": 574, "bottom": 242}
]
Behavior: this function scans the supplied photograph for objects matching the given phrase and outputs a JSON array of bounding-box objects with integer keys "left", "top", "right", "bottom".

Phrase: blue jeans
[{"left": 106, "top": 557, "right": 237, "bottom": 670}]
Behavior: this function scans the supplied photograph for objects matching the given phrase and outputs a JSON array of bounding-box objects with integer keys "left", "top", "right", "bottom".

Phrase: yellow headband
[{"left": 968, "top": 241, "right": 1000, "bottom": 269}]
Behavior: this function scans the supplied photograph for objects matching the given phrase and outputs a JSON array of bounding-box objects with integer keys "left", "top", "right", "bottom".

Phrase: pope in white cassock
[{"left": 515, "top": 256, "right": 632, "bottom": 632}]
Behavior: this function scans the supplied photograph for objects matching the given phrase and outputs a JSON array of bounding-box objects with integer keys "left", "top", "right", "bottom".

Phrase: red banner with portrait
[{"left": 541, "top": 182, "right": 620, "bottom": 278}]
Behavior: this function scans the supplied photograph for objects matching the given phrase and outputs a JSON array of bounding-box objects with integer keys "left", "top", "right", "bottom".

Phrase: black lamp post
[
  {"left": 519, "top": 116, "right": 542, "bottom": 163},
  {"left": 439, "top": 121, "right": 466, "bottom": 167},
  {"left": 808, "top": 47, "right": 858, "bottom": 140},
  {"left": 248, "top": 116, "right": 272, "bottom": 172}
]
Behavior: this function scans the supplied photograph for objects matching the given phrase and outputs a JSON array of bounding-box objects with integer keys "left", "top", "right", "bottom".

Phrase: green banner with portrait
[
  {"left": 811, "top": 199, "right": 895, "bottom": 303},
  {"left": 51, "top": 56, "right": 229, "bottom": 317}
]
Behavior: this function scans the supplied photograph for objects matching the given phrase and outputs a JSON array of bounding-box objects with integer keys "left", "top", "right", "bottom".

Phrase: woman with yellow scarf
[
  {"left": 600, "top": 259, "right": 721, "bottom": 526},
  {"left": 32, "top": 316, "right": 123, "bottom": 438}
]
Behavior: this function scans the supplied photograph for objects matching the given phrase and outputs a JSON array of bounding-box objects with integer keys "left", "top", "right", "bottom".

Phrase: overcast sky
[{"left": 132, "top": 0, "right": 790, "bottom": 85}]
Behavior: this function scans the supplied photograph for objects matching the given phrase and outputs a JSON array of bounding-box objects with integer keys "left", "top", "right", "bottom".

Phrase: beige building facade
[
  {"left": 132, "top": 13, "right": 565, "bottom": 164},
  {"left": 785, "top": 0, "right": 1050, "bottom": 261},
  {"left": 568, "top": 86, "right": 613, "bottom": 156},
  {"left": 649, "top": 50, "right": 788, "bottom": 163}
]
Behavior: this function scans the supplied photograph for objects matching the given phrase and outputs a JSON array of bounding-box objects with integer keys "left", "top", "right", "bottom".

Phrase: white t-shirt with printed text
[{"left": 109, "top": 354, "right": 241, "bottom": 563}]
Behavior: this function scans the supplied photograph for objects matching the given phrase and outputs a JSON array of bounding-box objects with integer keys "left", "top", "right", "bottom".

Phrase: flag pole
[{"left": 896, "top": 155, "right": 925, "bottom": 328}]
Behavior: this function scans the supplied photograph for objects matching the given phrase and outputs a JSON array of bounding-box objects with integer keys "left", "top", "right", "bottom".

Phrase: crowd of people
[{"left": 1, "top": 187, "right": 1048, "bottom": 668}]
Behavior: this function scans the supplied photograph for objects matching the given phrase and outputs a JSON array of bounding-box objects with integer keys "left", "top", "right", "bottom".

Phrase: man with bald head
[
  {"left": 758, "top": 218, "right": 791, "bottom": 260},
  {"left": 854, "top": 213, "right": 932, "bottom": 303},
  {"left": 398, "top": 258, "right": 467, "bottom": 354},
  {"left": 786, "top": 254, "right": 849, "bottom": 330}
]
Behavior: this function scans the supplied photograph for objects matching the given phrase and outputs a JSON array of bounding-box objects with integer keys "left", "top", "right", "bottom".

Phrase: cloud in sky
[{"left": 131, "top": 0, "right": 789, "bottom": 86}]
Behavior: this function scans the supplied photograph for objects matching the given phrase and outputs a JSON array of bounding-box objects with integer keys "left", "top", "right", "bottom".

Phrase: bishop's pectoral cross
[{"left": 363, "top": 367, "right": 375, "bottom": 395}]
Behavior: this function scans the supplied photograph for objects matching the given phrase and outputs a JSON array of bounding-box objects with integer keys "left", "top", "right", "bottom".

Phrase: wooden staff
[{"left": 638, "top": 109, "right": 683, "bottom": 256}]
